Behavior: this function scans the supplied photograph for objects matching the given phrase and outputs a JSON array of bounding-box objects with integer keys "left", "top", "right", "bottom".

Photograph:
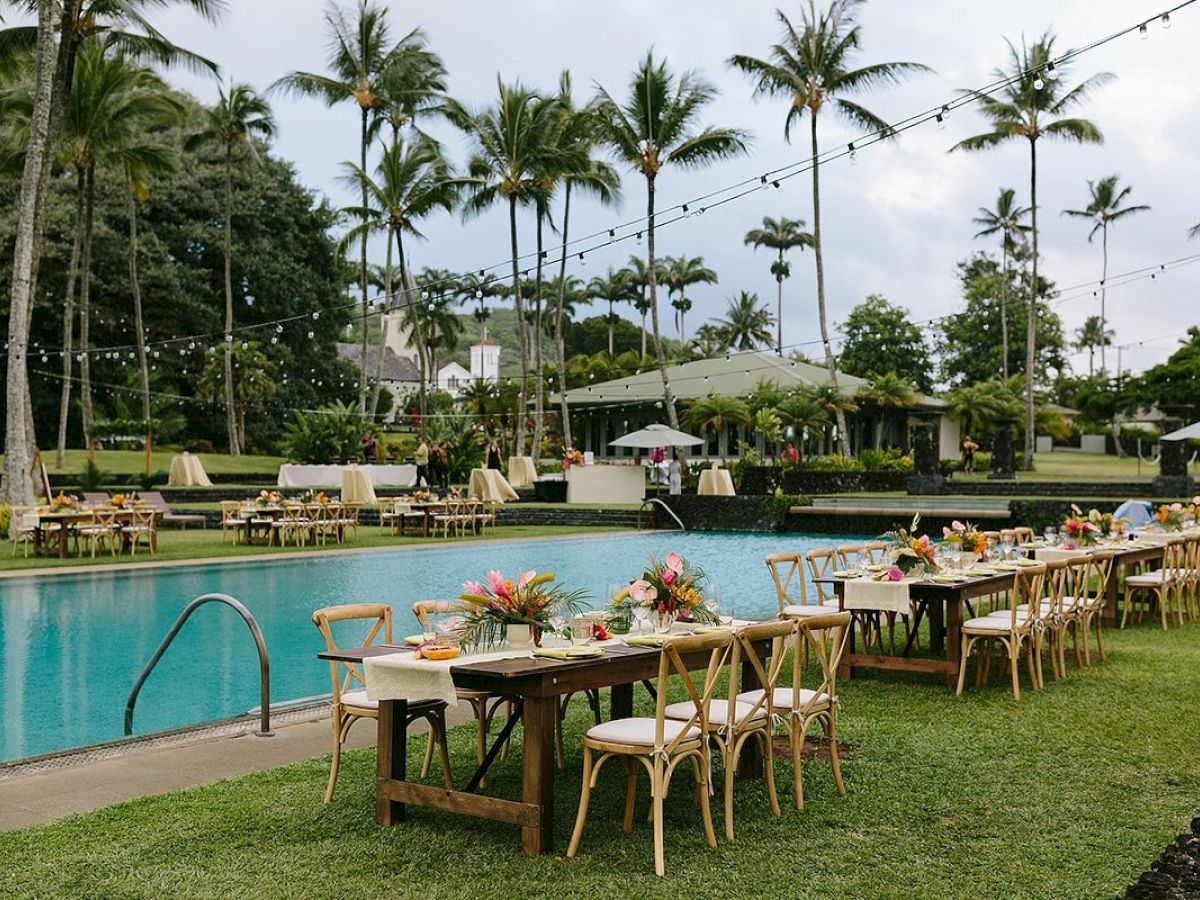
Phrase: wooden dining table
[
  {"left": 33, "top": 507, "right": 152, "bottom": 558},
  {"left": 318, "top": 635, "right": 769, "bottom": 856}
]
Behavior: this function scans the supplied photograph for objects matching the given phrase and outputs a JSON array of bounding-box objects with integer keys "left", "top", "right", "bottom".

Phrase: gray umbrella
[{"left": 608, "top": 423, "right": 704, "bottom": 449}]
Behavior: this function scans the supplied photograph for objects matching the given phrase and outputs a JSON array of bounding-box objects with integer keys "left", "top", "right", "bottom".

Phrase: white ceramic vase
[{"left": 505, "top": 623, "right": 535, "bottom": 648}]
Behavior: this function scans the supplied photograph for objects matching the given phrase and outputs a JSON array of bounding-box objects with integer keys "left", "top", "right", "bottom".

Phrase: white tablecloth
[
  {"left": 507, "top": 456, "right": 538, "bottom": 487},
  {"left": 341, "top": 465, "right": 377, "bottom": 504},
  {"left": 1034, "top": 547, "right": 1090, "bottom": 563},
  {"left": 469, "top": 468, "right": 519, "bottom": 502},
  {"left": 277, "top": 463, "right": 415, "bottom": 488},
  {"left": 843, "top": 577, "right": 912, "bottom": 615},
  {"left": 167, "top": 453, "right": 212, "bottom": 487},
  {"left": 566, "top": 465, "right": 645, "bottom": 504},
  {"left": 697, "top": 467, "right": 735, "bottom": 496}
]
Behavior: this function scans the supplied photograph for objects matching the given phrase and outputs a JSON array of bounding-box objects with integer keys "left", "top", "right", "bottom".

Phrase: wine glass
[
  {"left": 631, "top": 601, "right": 649, "bottom": 635},
  {"left": 1044, "top": 526, "right": 1058, "bottom": 547},
  {"left": 857, "top": 549, "right": 872, "bottom": 575},
  {"left": 1000, "top": 534, "right": 1014, "bottom": 561}
]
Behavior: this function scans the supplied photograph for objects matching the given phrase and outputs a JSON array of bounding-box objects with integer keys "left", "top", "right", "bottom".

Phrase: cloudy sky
[{"left": 128, "top": 1, "right": 1200, "bottom": 377}]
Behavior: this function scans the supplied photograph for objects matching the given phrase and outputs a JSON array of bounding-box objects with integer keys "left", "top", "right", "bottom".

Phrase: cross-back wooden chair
[
  {"left": 1124, "top": 537, "right": 1187, "bottom": 629},
  {"left": 766, "top": 552, "right": 834, "bottom": 617},
  {"left": 78, "top": 508, "right": 118, "bottom": 558},
  {"left": 340, "top": 503, "right": 362, "bottom": 542},
  {"left": 1177, "top": 534, "right": 1200, "bottom": 621},
  {"left": 1013, "top": 557, "right": 1069, "bottom": 682},
  {"left": 120, "top": 507, "right": 156, "bottom": 555},
  {"left": 1013, "top": 526, "right": 1036, "bottom": 543},
  {"left": 665, "top": 618, "right": 794, "bottom": 840},
  {"left": 805, "top": 548, "right": 839, "bottom": 607},
  {"left": 958, "top": 564, "right": 1048, "bottom": 700},
  {"left": 219, "top": 501, "right": 246, "bottom": 544},
  {"left": 312, "top": 603, "right": 451, "bottom": 803},
  {"left": 1078, "top": 550, "right": 1114, "bottom": 664},
  {"left": 10, "top": 507, "right": 37, "bottom": 557},
  {"left": 737, "top": 611, "right": 851, "bottom": 811},
  {"left": 568, "top": 631, "right": 732, "bottom": 877}
]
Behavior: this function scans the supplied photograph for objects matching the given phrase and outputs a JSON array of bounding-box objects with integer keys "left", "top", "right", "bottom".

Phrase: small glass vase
[{"left": 649, "top": 609, "right": 676, "bottom": 634}]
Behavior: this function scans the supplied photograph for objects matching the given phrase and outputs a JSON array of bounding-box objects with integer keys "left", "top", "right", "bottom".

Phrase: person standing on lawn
[
  {"left": 962, "top": 435, "right": 979, "bottom": 475},
  {"left": 414, "top": 436, "right": 430, "bottom": 487}
]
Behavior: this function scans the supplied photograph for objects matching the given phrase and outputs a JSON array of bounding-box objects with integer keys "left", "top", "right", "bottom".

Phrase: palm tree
[
  {"left": 1063, "top": 175, "right": 1149, "bottom": 374},
  {"left": 688, "top": 323, "right": 733, "bottom": 360},
  {"left": 856, "top": 371, "right": 916, "bottom": 449},
  {"left": 1074, "top": 315, "right": 1114, "bottom": 378},
  {"left": 186, "top": 82, "right": 275, "bottom": 455},
  {"left": 743, "top": 215, "right": 813, "bottom": 353},
  {"left": 952, "top": 31, "right": 1112, "bottom": 469},
  {"left": 370, "top": 26, "right": 446, "bottom": 143},
  {"left": 339, "top": 135, "right": 456, "bottom": 419},
  {"left": 587, "top": 268, "right": 635, "bottom": 356},
  {"left": 662, "top": 255, "right": 717, "bottom": 343},
  {"left": 685, "top": 395, "right": 751, "bottom": 458},
  {"left": 717, "top": 291, "right": 774, "bottom": 351},
  {"left": 407, "top": 278, "right": 462, "bottom": 392},
  {"left": 774, "top": 393, "right": 830, "bottom": 459},
  {"left": 594, "top": 51, "right": 749, "bottom": 429},
  {"left": 273, "top": 1, "right": 402, "bottom": 413},
  {"left": 196, "top": 342, "right": 278, "bottom": 452},
  {"left": 447, "top": 80, "right": 563, "bottom": 456},
  {"left": 621, "top": 255, "right": 658, "bottom": 358},
  {"left": 972, "top": 188, "right": 1030, "bottom": 379},
  {"left": 730, "top": 2, "right": 929, "bottom": 456}
]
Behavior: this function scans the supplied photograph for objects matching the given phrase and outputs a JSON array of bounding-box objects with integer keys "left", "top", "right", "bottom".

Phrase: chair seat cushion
[
  {"left": 736, "top": 687, "right": 830, "bottom": 710},
  {"left": 585, "top": 717, "right": 700, "bottom": 746},
  {"left": 341, "top": 689, "right": 378, "bottom": 711},
  {"left": 965, "top": 614, "right": 1036, "bottom": 632},
  {"left": 663, "top": 700, "right": 766, "bottom": 726},
  {"left": 1126, "top": 570, "right": 1187, "bottom": 585},
  {"left": 783, "top": 603, "right": 836, "bottom": 617}
]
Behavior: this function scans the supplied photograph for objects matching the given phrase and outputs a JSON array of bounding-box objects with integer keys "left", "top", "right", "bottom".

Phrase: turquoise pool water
[{"left": 0, "top": 531, "right": 860, "bottom": 763}]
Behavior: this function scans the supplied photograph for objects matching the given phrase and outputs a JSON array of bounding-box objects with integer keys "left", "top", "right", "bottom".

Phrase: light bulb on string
[
  {"left": 1046, "top": 61, "right": 1058, "bottom": 81},
  {"left": 1140, "top": 22, "right": 1148, "bottom": 38},
  {"left": 847, "top": 142, "right": 857, "bottom": 164},
  {"left": 1162, "top": 12, "right": 1171, "bottom": 28},
  {"left": 1033, "top": 75, "right": 1045, "bottom": 91},
  {"left": 307, "top": 330, "right": 315, "bottom": 339}
]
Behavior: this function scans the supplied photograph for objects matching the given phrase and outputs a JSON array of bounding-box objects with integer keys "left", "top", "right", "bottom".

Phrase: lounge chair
[{"left": 138, "top": 491, "right": 207, "bottom": 530}]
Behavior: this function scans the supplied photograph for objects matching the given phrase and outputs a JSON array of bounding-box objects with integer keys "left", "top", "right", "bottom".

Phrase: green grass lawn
[
  {"left": 3, "top": 621, "right": 1198, "bottom": 898},
  {"left": 0, "top": 448, "right": 287, "bottom": 476},
  {"left": 0, "top": 524, "right": 626, "bottom": 574},
  {"left": 957, "top": 450, "right": 1182, "bottom": 483}
]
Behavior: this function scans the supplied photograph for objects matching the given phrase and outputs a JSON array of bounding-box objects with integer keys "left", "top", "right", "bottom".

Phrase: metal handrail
[
  {"left": 639, "top": 497, "right": 685, "bottom": 531},
  {"left": 124, "top": 593, "right": 272, "bottom": 737}
]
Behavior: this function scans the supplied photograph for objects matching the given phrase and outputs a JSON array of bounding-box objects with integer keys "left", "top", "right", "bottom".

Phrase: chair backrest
[
  {"left": 652, "top": 631, "right": 733, "bottom": 754},
  {"left": 1013, "top": 526, "right": 1035, "bottom": 543},
  {"left": 806, "top": 548, "right": 837, "bottom": 604},
  {"left": 834, "top": 544, "right": 863, "bottom": 569},
  {"left": 131, "top": 507, "right": 156, "bottom": 528},
  {"left": 765, "top": 552, "right": 808, "bottom": 613},
  {"left": 786, "top": 611, "right": 852, "bottom": 716},
  {"left": 1000, "top": 563, "right": 1047, "bottom": 629},
  {"left": 311, "top": 603, "right": 393, "bottom": 704},
  {"left": 411, "top": 598, "right": 467, "bottom": 627},
  {"left": 1162, "top": 537, "right": 1188, "bottom": 583},
  {"left": 219, "top": 500, "right": 242, "bottom": 521},
  {"left": 861, "top": 541, "right": 889, "bottom": 565},
  {"left": 139, "top": 491, "right": 170, "bottom": 513},
  {"left": 1040, "top": 558, "right": 1069, "bottom": 618},
  {"left": 1084, "top": 550, "right": 1115, "bottom": 609},
  {"left": 91, "top": 508, "right": 118, "bottom": 528},
  {"left": 724, "top": 618, "right": 796, "bottom": 729},
  {"left": 1061, "top": 555, "right": 1091, "bottom": 611}
]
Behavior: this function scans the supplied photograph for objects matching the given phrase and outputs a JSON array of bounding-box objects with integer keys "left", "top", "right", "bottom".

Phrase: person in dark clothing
[
  {"left": 428, "top": 441, "right": 445, "bottom": 492},
  {"left": 438, "top": 443, "right": 451, "bottom": 491},
  {"left": 486, "top": 438, "right": 502, "bottom": 470}
]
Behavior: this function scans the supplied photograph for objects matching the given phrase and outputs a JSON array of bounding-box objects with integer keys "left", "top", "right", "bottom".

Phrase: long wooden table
[
  {"left": 319, "top": 637, "right": 767, "bottom": 856},
  {"left": 33, "top": 507, "right": 156, "bottom": 558}
]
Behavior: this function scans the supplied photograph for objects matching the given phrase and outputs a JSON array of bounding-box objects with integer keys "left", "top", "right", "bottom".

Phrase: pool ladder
[
  {"left": 639, "top": 497, "right": 685, "bottom": 531},
  {"left": 124, "top": 593, "right": 273, "bottom": 738}
]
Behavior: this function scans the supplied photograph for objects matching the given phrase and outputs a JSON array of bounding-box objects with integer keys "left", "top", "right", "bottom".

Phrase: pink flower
[
  {"left": 887, "top": 567, "right": 904, "bottom": 581},
  {"left": 917, "top": 535, "right": 933, "bottom": 549},
  {"left": 1171, "top": 502, "right": 1183, "bottom": 511},
  {"left": 1063, "top": 542, "right": 1077, "bottom": 550},
  {"left": 486, "top": 570, "right": 510, "bottom": 600},
  {"left": 951, "top": 520, "right": 966, "bottom": 533},
  {"left": 664, "top": 552, "right": 683, "bottom": 574},
  {"left": 462, "top": 581, "right": 486, "bottom": 597},
  {"left": 517, "top": 570, "right": 536, "bottom": 590},
  {"left": 942, "top": 527, "right": 953, "bottom": 538},
  {"left": 662, "top": 569, "right": 676, "bottom": 586},
  {"left": 629, "top": 580, "right": 658, "bottom": 603}
]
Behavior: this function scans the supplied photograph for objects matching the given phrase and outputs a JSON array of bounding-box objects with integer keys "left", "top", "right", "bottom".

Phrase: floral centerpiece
[
  {"left": 255, "top": 489, "right": 282, "bottom": 508},
  {"left": 108, "top": 492, "right": 137, "bottom": 509},
  {"left": 650, "top": 447, "right": 666, "bottom": 465},
  {"left": 300, "top": 489, "right": 329, "bottom": 505},
  {"left": 562, "top": 448, "right": 584, "bottom": 470},
  {"left": 49, "top": 492, "right": 80, "bottom": 512},
  {"left": 412, "top": 489, "right": 432, "bottom": 503},
  {"left": 612, "top": 551, "right": 719, "bottom": 631},
  {"left": 1154, "top": 502, "right": 1194, "bottom": 532},
  {"left": 1062, "top": 505, "right": 1101, "bottom": 547},
  {"left": 941, "top": 519, "right": 987, "bottom": 558},
  {"left": 882, "top": 514, "right": 939, "bottom": 576},
  {"left": 458, "top": 569, "right": 585, "bottom": 648}
]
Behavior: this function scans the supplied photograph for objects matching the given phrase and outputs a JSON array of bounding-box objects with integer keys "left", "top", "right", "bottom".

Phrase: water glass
[
  {"left": 1044, "top": 527, "right": 1058, "bottom": 546},
  {"left": 631, "top": 603, "right": 649, "bottom": 634},
  {"left": 569, "top": 617, "right": 593, "bottom": 645},
  {"left": 1000, "top": 536, "right": 1014, "bottom": 561}
]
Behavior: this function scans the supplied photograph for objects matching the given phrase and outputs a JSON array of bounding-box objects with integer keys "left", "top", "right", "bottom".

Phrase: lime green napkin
[
  {"left": 624, "top": 635, "right": 668, "bottom": 647},
  {"left": 404, "top": 635, "right": 425, "bottom": 646},
  {"left": 692, "top": 624, "right": 732, "bottom": 634},
  {"left": 933, "top": 575, "right": 967, "bottom": 583},
  {"left": 533, "top": 647, "right": 605, "bottom": 660},
  {"left": 832, "top": 570, "right": 855, "bottom": 578}
]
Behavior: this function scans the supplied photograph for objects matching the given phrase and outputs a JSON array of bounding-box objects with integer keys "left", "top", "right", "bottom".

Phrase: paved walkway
[{"left": 0, "top": 706, "right": 466, "bottom": 832}]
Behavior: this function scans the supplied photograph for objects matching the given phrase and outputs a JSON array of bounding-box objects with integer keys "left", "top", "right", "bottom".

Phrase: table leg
[
  {"left": 945, "top": 599, "right": 963, "bottom": 690},
  {"left": 375, "top": 699, "right": 407, "bottom": 826},
  {"left": 521, "top": 695, "right": 556, "bottom": 855},
  {"left": 1104, "top": 561, "right": 1121, "bottom": 626},
  {"left": 737, "top": 657, "right": 764, "bottom": 779},
  {"left": 611, "top": 682, "right": 633, "bottom": 720},
  {"left": 928, "top": 599, "right": 945, "bottom": 653},
  {"left": 59, "top": 525, "right": 68, "bottom": 559},
  {"left": 839, "top": 597, "right": 855, "bottom": 681}
]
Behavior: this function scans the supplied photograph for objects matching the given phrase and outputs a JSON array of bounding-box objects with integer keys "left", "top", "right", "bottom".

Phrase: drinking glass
[
  {"left": 857, "top": 549, "right": 872, "bottom": 575},
  {"left": 569, "top": 617, "right": 593, "bottom": 645},
  {"left": 549, "top": 613, "right": 568, "bottom": 645},
  {"left": 1000, "top": 535, "right": 1014, "bottom": 561},
  {"left": 1044, "top": 526, "right": 1058, "bottom": 546},
  {"left": 631, "top": 603, "right": 649, "bottom": 634}
]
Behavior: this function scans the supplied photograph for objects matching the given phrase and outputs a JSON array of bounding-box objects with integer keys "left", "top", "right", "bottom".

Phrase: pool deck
[{"left": 0, "top": 703, "right": 474, "bottom": 832}]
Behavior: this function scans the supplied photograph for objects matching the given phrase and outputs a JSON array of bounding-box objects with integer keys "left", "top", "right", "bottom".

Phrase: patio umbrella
[
  {"left": 608, "top": 423, "right": 704, "bottom": 449},
  {"left": 1160, "top": 422, "right": 1200, "bottom": 441}
]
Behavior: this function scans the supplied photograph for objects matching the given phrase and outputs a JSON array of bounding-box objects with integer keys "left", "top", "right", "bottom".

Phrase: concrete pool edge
[{"left": 0, "top": 528, "right": 641, "bottom": 581}]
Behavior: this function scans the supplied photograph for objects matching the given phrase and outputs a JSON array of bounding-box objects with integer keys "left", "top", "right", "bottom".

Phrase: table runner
[{"left": 843, "top": 577, "right": 911, "bottom": 614}]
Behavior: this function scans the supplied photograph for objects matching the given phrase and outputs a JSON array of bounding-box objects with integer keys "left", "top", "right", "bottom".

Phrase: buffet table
[
  {"left": 277, "top": 463, "right": 416, "bottom": 488},
  {"left": 565, "top": 465, "right": 645, "bottom": 505}
]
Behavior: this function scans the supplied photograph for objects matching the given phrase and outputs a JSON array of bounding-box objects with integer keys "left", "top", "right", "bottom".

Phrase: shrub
[
  {"left": 184, "top": 438, "right": 216, "bottom": 454},
  {"left": 0, "top": 503, "right": 11, "bottom": 538},
  {"left": 800, "top": 455, "right": 866, "bottom": 473},
  {"left": 134, "top": 470, "right": 169, "bottom": 490},
  {"left": 79, "top": 461, "right": 110, "bottom": 491},
  {"left": 857, "top": 448, "right": 914, "bottom": 472},
  {"left": 424, "top": 415, "right": 486, "bottom": 483},
  {"left": 282, "top": 401, "right": 363, "bottom": 464}
]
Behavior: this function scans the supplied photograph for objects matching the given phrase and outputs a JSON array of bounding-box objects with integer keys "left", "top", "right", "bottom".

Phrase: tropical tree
[
  {"left": 339, "top": 134, "right": 456, "bottom": 419},
  {"left": 1074, "top": 315, "right": 1114, "bottom": 378},
  {"left": 730, "top": 1, "right": 929, "bottom": 456},
  {"left": 620, "top": 255, "right": 659, "bottom": 358},
  {"left": 774, "top": 392, "right": 830, "bottom": 459},
  {"left": 370, "top": 26, "right": 446, "bottom": 142},
  {"left": 185, "top": 82, "right": 275, "bottom": 454},
  {"left": 447, "top": 80, "right": 564, "bottom": 455},
  {"left": 716, "top": 290, "right": 774, "bottom": 351},
  {"left": 273, "top": 1, "right": 407, "bottom": 412},
  {"left": 662, "top": 255, "right": 717, "bottom": 343},
  {"left": 406, "top": 281, "right": 462, "bottom": 392},
  {"left": 952, "top": 30, "right": 1112, "bottom": 469},
  {"left": 688, "top": 323, "right": 733, "bottom": 360},
  {"left": 972, "top": 187, "right": 1030, "bottom": 379},
  {"left": 594, "top": 50, "right": 749, "bottom": 429},
  {"left": 685, "top": 394, "right": 751, "bottom": 457},
  {"left": 855, "top": 371, "right": 916, "bottom": 449},
  {"left": 1062, "top": 175, "right": 1149, "bottom": 374},
  {"left": 743, "top": 215, "right": 813, "bottom": 353},
  {"left": 196, "top": 342, "right": 278, "bottom": 452},
  {"left": 587, "top": 268, "right": 635, "bottom": 356},
  {"left": 811, "top": 383, "right": 859, "bottom": 454},
  {"left": 838, "top": 293, "right": 932, "bottom": 391}
]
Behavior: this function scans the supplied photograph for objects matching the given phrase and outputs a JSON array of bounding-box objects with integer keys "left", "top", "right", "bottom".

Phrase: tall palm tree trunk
[
  {"left": 1024, "top": 138, "right": 1038, "bottom": 471},
  {"left": 645, "top": 174, "right": 679, "bottom": 428},
  {"left": 128, "top": 193, "right": 151, "bottom": 428},
  {"left": 357, "top": 106, "right": 370, "bottom": 414},
  {"left": 56, "top": 168, "right": 85, "bottom": 468},
  {"left": 607, "top": 300, "right": 615, "bottom": 356},
  {"left": 222, "top": 146, "right": 239, "bottom": 455},
  {"left": 1099, "top": 224, "right": 1108, "bottom": 375},
  {"left": 776, "top": 248, "right": 784, "bottom": 354},
  {"left": 395, "top": 231, "right": 427, "bottom": 420},
  {"left": 508, "top": 196, "right": 529, "bottom": 454},
  {"left": 78, "top": 166, "right": 96, "bottom": 447},
  {"left": 809, "top": 114, "right": 850, "bottom": 456},
  {"left": 1000, "top": 244, "right": 1009, "bottom": 380},
  {"left": 554, "top": 183, "right": 574, "bottom": 448},
  {"left": 640, "top": 304, "right": 647, "bottom": 358},
  {"left": 368, "top": 225, "right": 394, "bottom": 420},
  {"left": 531, "top": 213, "right": 546, "bottom": 459}
]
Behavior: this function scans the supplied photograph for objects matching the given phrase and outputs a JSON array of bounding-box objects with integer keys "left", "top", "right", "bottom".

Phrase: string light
[
  {"left": 1140, "top": 22, "right": 1149, "bottom": 37},
  {"left": 1162, "top": 11, "right": 1172, "bottom": 27},
  {"left": 1046, "top": 61, "right": 1059, "bottom": 80}
]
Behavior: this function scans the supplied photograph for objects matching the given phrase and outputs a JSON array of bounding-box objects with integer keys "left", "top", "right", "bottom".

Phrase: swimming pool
[{"left": 0, "top": 531, "right": 861, "bottom": 763}]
